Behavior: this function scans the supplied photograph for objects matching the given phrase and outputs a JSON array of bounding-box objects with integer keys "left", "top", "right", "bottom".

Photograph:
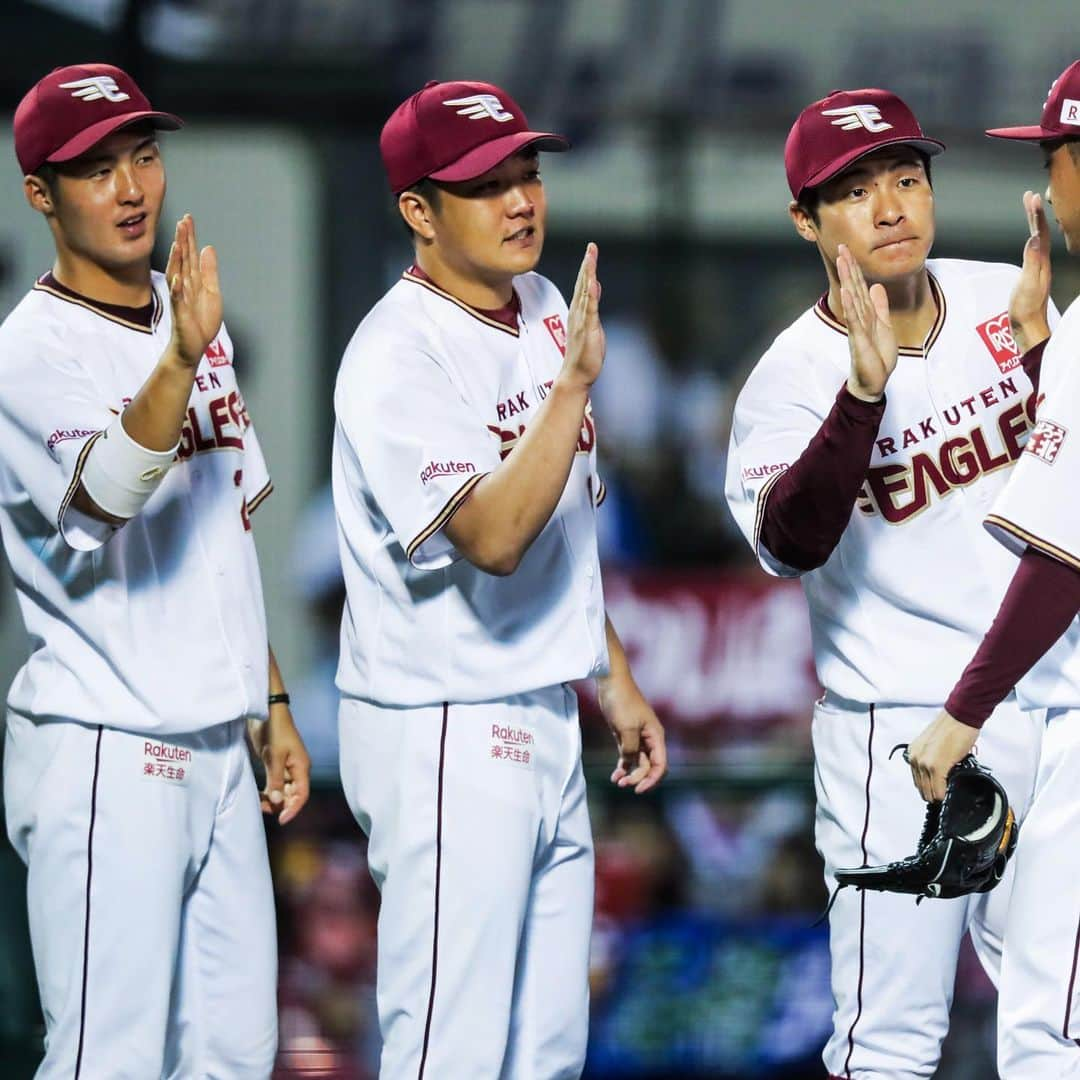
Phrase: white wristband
[{"left": 80, "top": 416, "right": 179, "bottom": 520}]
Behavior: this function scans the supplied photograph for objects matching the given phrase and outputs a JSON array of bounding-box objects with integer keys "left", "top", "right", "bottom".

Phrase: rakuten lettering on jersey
[
  {"left": 858, "top": 376, "right": 1036, "bottom": 523},
  {"left": 488, "top": 379, "right": 596, "bottom": 459}
]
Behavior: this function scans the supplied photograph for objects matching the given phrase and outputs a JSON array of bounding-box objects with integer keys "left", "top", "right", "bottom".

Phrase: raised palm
[
  {"left": 166, "top": 214, "right": 223, "bottom": 368},
  {"left": 564, "top": 242, "right": 605, "bottom": 387},
  {"left": 838, "top": 244, "right": 897, "bottom": 401}
]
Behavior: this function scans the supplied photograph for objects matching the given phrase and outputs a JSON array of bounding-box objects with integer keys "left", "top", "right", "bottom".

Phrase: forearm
[
  {"left": 597, "top": 614, "right": 637, "bottom": 701},
  {"left": 121, "top": 345, "right": 199, "bottom": 451},
  {"left": 72, "top": 345, "right": 197, "bottom": 524},
  {"left": 445, "top": 375, "right": 590, "bottom": 575},
  {"left": 1020, "top": 339, "right": 1048, "bottom": 395},
  {"left": 759, "top": 385, "right": 885, "bottom": 571},
  {"left": 946, "top": 546, "right": 1080, "bottom": 728},
  {"left": 268, "top": 645, "right": 288, "bottom": 699}
]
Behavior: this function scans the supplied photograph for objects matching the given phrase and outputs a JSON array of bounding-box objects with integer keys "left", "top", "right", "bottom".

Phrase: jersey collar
[
  {"left": 814, "top": 271, "right": 946, "bottom": 357},
  {"left": 33, "top": 272, "right": 163, "bottom": 335},
  {"left": 403, "top": 265, "right": 521, "bottom": 337}
]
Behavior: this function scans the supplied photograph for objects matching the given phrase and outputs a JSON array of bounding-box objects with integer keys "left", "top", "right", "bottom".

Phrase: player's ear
[
  {"left": 788, "top": 200, "right": 818, "bottom": 244},
  {"left": 24, "top": 174, "right": 56, "bottom": 217},
  {"left": 398, "top": 191, "right": 436, "bottom": 242}
]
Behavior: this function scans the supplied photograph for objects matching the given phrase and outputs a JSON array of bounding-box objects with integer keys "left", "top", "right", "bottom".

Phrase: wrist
[
  {"left": 554, "top": 368, "right": 594, "bottom": 398},
  {"left": 268, "top": 691, "right": 290, "bottom": 709},
  {"left": 1014, "top": 321, "right": 1051, "bottom": 354},
  {"left": 845, "top": 377, "right": 884, "bottom": 404}
]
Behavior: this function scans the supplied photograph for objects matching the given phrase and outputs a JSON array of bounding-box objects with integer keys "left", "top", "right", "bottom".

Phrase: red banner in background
[{"left": 580, "top": 569, "right": 819, "bottom": 744}]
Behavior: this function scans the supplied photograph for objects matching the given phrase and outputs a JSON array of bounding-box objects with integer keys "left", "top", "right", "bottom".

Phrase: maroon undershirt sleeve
[
  {"left": 946, "top": 546, "right": 1080, "bottom": 729},
  {"left": 1020, "top": 338, "right": 1048, "bottom": 393},
  {"left": 758, "top": 385, "right": 886, "bottom": 572}
]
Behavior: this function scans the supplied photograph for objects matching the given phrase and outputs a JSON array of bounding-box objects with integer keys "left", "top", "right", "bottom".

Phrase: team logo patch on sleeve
[
  {"left": 543, "top": 314, "right": 567, "bottom": 356},
  {"left": 204, "top": 338, "right": 229, "bottom": 367},
  {"left": 976, "top": 312, "right": 1020, "bottom": 373},
  {"left": 1025, "top": 418, "right": 1067, "bottom": 464}
]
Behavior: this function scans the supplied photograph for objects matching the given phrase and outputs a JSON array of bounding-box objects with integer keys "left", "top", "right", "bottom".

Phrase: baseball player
[
  {"left": 0, "top": 63, "right": 310, "bottom": 1077},
  {"left": 725, "top": 88, "right": 1057, "bottom": 1078},
  {"left": 331, "top": 79, "right": 667, "bottom": 1079},
  {"left": 907, "top": 58, "right": 1080, "bottom": 1077}
]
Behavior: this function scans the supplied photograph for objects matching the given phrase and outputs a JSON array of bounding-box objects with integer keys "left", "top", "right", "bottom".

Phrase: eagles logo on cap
[
  {"left": 380, "top": 79, "right": 569, "bottom": 195},
  {"left": 14, "top": 63, "right": 183, "bottom": 177}
]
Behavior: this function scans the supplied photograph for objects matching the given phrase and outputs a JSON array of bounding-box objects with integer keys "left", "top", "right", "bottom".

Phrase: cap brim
[
  {"left": 801, "top": 136, "right": 946, "bottom": 196},
  {"left": 428, "top": 130, "right": 569, "bottom": 184},
  {"left": 46, "top": 110, "right": 184, "bottom": 165},
  {"left": 985, "top": 125, "right": 1059, "bottom": 142}
]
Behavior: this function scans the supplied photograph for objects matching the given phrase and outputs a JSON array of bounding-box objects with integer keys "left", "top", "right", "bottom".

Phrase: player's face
[
  {"left": 802, "top": 149, "right": 935, "bottom": 284},
  {"left": 1043, "top": 141, "right": 1080, "bottom": 254},
  {"left": 38, "top": 129, "right": 166, "bottom": 275},
  {"left": 431, "top": 151, "right": 547, "bottom": 283}
]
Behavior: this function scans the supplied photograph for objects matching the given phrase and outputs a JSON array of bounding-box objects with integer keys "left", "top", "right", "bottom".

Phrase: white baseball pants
[
  {"left": 814, "top": 693, "right": 1042, "bottom": 1079},
  {"left": 998, "top": 705, "right": 1080, "bottom": 1078},
  {"left": 3, "top": 712, "right": 277, "bottom": 1079},
  {"left": 339, "top": 684, "right": 593, "bottom": 1080}
]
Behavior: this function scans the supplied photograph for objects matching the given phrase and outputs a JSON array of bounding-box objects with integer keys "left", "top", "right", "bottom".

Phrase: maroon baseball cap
[
  {"left": 14, "top": 63, "right": 182, "bottom": 177},
  {"left": 380, "top": 79, "right": 568, "bottom": 194},
  {"left": 986, "top": 59, "right": 1080, "bottom": 142},
  {"left": 785, "top": 88, "right": 945, "bottom": 199}
]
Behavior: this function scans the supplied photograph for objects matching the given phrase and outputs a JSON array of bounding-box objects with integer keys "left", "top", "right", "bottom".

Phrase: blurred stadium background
[{"left": 0, "top": 1, "right": 1077, "bottom": 1076}]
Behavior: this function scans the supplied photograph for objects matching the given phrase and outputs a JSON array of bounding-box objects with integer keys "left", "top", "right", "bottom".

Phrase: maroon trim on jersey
[
  {"left": 1065, "top": 910, "right": 1080, "bottom": 1043},
  {"left": 57, "top": 430, "right": 107, "bottom": 537},
  {"left": 75, "top": 725, "right": 104, "bottom": 1080},
  {"left": 813, "top": 272, "right": 946, "bottom": 356},
  {"left": 842, "top": 704, "right": 876, "bottom": 1079},
  {"left": 1021, "top": 338, "right": 1048, "bottom": 394},
  {"left": 34, "top": 272, "right": 163, "bottom": 334},
  {"left": 758, "top": 386, "right": 885, "bottom": 572},
  {"left": 594, "top": 476, "right": 607, "bottom": 508},
  {"left": 842, "top": 704, "right": 876, "bottom": 1075},
  {"left": 246, "top": 479, "right": 274, "bottom": 516},
  {"left": 403, "top": 266, "right": 521, "bottom": 336},
  {"left": 418, "top": 703, "right": 449, "bottom": 1080},
  {"left": 945, "top": 546, "right": 1080, "bottom": 728},
  {"left": 406, "top": 471, "right": 488, "bottom": 564},
  {"left": 986, "top": 515, "right": 1080, "bottom": 574}
]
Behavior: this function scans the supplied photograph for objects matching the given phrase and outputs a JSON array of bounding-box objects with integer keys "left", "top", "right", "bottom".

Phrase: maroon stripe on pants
[
  {"left": 1064, "top": 905, "right": 1080, "bottom": 1043},
  {"left": 842, "top": 704, "right": 876, "bottom": 1079},
  {"left": 418, "top": 704, "right": 449, "bottom": 1079},
  {"left": 75, "top": 725, "right": 104, "bottom": 1079}
]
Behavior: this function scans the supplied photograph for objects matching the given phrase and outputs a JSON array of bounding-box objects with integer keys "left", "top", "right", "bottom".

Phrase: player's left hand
[
  {"left": 906, "top": 709, "right": 979, "bottom": 802},
  {"left": 1009, "top": 190, "right": 1053, "bottom": 355},
  {"left": 597, "top": 676, "right": 667, "bottom": 794},
  {"left": 248, "top": 704, "right": 311, "bottom": 825}
]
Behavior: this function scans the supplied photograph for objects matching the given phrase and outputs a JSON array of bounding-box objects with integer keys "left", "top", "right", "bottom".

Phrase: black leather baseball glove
[{"left": 834, "top": 754, "right": 1018, "bottom": 900}]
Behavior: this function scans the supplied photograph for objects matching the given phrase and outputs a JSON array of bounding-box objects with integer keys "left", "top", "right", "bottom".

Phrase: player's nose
[
  {"left": 115, "top": 164, "right": 144, "bottom": 203},
  {"left": 505, "top": 184, "right": 534, "bottom": 215}
]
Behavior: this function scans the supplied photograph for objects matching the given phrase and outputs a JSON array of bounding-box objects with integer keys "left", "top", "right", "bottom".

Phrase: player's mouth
[
  {"left": 504, "top": 226, "right": 536, "bottom": 246},
  {"left": 117, "top": 212, "right": 149, "bottom": 238},
  {"left": 874, "top": 236, "right": 918, "bottom": 251}
]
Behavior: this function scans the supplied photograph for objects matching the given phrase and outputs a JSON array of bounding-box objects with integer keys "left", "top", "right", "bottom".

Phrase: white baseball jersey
[
  {"left": 0, "top": 271, "right": 272, "bottom": 734},
  {"left": 332, "top": 268, "right": 608, "bottom": 706},
  {"left": 727, "top": 258, "right": 1059, "bottom": 705},
  {"left": 984, "top": 293, "right": 1080, "bottom": 708}
]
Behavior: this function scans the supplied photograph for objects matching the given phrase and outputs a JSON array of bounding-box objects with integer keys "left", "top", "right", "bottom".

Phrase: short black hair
[
  {"left": 34, "top": 162, "right": 61, "bottom": 198},
  {"left": 797, "top": 150, "right": 933, "bottom": 224},
  {"left": 400, "top": 177, "right": 442, "bottom": 240},
  {"left": 1042, "top": 137, "right": 1080, "bottom": 165}
]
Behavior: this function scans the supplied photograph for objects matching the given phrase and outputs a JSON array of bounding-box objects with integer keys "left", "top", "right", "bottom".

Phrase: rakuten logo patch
[{"left": 419, "top": 460, "right": 476, "bottom": 486}]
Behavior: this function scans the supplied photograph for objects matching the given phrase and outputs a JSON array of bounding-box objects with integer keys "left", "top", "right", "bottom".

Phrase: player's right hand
[
  {"left": 1009, "top": 190, "right": 1053, "bottom": 355},
  {"left": 562, "top": 242, "right": 605, "bottom": 389},
  {"left": 838, "top": 244, "right": 897, "bottom": 402},
  {"left": 165, "top": 214, "right": 223, "bottom": 369}
]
